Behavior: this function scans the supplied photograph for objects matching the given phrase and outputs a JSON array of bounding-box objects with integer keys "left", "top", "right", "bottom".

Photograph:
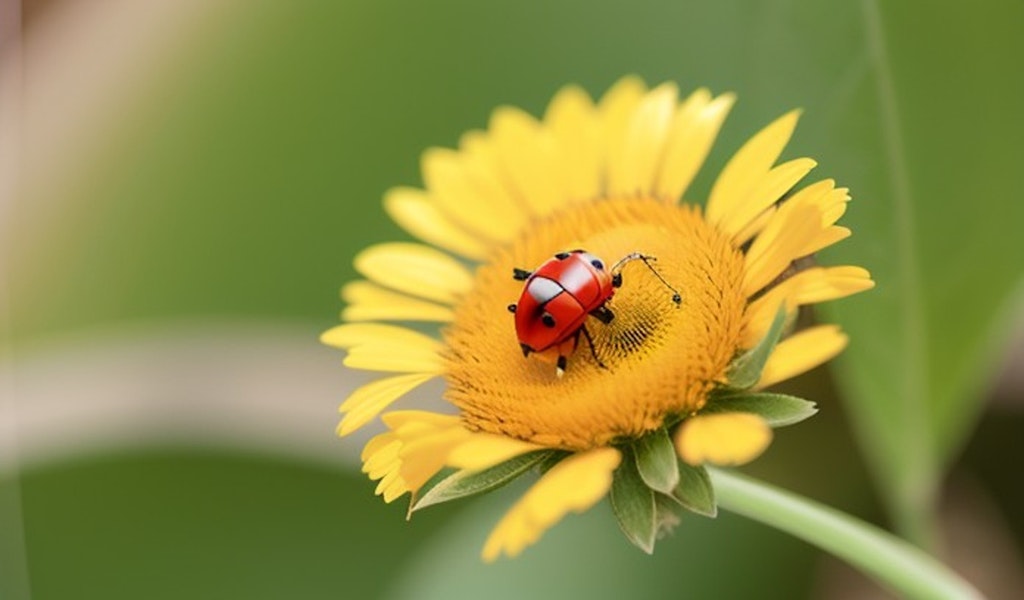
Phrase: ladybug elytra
[{"left": 507, "top": 250, "right": 681, "bottom": 376}]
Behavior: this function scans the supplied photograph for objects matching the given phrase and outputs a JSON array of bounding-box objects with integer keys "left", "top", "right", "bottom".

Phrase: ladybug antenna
[{"left": 611, "top": 253, "right": 683, "bottom": 306}]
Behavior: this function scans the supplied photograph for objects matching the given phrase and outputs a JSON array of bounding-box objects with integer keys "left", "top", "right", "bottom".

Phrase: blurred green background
[{"left": 3, "top": 0, "right": 1023, "bottom": 598}]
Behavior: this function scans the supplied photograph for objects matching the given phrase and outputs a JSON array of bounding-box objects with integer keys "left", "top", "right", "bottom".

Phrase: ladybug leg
[
  {"left": 579, "top": 325, "right": 607, "bottom": 369},
  {"left": 589, "top": 305, "right": 615, "bottom": 324},
  {"left": 554, "top": 334, "right": 579, "bottom": 378},
  {"left": 512, "top": 268, "right": 532, "bottom": 281}
]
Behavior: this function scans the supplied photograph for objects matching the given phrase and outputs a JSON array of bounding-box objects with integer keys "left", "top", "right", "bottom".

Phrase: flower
[{"left": 323, "top": 77, "right": 874, "bottom": 561}]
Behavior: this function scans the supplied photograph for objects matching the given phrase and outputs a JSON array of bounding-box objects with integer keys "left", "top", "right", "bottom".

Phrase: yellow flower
[{"left": 323, "top": 77, "right": 874, "bottom": 561}]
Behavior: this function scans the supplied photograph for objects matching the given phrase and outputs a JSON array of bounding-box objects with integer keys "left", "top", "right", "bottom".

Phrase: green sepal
[
  {"left": 610, "top": 447, "right": 657, "bottom": 554},
  {"left": 633, "top": 428, "right": 680, "bottom": 494},
  {"left": 653, "top": 493, "right": 684, "bottom": 537},
  {"left": 725, "top": 305, "right": 788, "bottom": 389},
  {"left": 407, "top": 467, "right": 456, "bottom": 519},
  {"left": 411, "top": 450, "right": 553, "bottom": 513},
  {"left": 671, "top": 462, "right": 717, "bottom": 518},
  {"left": 704, "top": 392, "right": 818, "bottom": 428}
]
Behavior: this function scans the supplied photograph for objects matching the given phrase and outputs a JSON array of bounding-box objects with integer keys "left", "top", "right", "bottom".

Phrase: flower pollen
[{"left": 444, "top": 198, "right": 746, "bottom": 450}]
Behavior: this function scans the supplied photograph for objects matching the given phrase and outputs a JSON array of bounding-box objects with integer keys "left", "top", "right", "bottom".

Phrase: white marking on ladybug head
[{"left": 527, "top": 277, "right": 563, "bottom": 304}]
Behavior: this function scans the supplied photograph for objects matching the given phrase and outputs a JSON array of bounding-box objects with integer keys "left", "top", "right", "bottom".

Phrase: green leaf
[
  {"left": 633, "top": 428, "right": 680, "bottom": 494},
  {"left": 823, "top": 0, "right": 1024, "bottom": 545},
  {"left": 412, "top": 451, "right": 553, "bottom": 512},
  {"left": 672, "top": 462, "right": 717, "bottom": 518},
  {"left": 704, "top": 393, "right": 818, "bottom": 428},
  {"left": 610, "top": 449, "right": 657, "bottom": 554},
  {"left": 726, "top": 306, "right": 787, "bottom": 389}
]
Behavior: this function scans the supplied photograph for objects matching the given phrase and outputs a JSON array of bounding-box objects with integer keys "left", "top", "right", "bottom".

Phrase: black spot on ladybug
[
  {"left": 554, "top": 252, "right": 570, "bottom": 260},
  {"left": 591, "top": 259, "right": 604, "bottom": 270},
  {"left": 541, "top": 314, "right": 556, "bottom": 327}
]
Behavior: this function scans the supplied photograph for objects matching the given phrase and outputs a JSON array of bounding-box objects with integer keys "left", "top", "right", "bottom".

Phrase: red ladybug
[{"left": 507, "top": 250, "right": 681, "bottom": 376}]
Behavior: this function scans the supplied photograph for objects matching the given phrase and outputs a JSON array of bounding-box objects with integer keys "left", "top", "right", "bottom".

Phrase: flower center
[{"left": 443, "top": 199, "right": 747, "bottom": 450}]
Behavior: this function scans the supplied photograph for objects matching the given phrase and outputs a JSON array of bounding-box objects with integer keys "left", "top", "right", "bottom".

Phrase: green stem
[{"left": 708, "top": 468, "right": 980, "bottom": 600}]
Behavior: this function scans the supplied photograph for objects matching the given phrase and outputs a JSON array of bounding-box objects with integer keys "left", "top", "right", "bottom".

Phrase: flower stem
[{"left": 708, "top": 468, "right": 980, "bottom": 600}]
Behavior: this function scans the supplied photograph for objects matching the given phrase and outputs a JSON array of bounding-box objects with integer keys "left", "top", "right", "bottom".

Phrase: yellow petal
[
  {"left": 655, "top": 90, "right": 735, "bottom": 202},
  {"left": 675, "top": 413, "right": 772, "bottom": 466},
  {"left": 607, "top": 82, "right": 678, "bottom": 197},
  {"left": 757, "top": 325, "right": 849, "bottom": 388},
  {"left": 743, "top": 201, "right": 825, "bottom": 296},
  {"left": 732, "top": 205, "right": 776, "bottom": 247},
  {"left": 320, "top": 323, "right": 444, "bottom": 374},
  {"left": 341, "top": 280, "right": 455, "bottom": 323},
  {"left": 383, "top": 187, "right": 491, "bottom": 261},
  {"left": 360, "top": 411, "right": 471, "bottom": 502},
  {"left": 322, "top": 322, "right": 438, "bottom": 349},
  {"left": 489, "top": 107, "right": 568, "bottom": 217},
  {"left": 706, "top": 110, "right": 804, "bottom": 232},
  {"left": 598, "top": 76, "right": 647, "bottom": 193},
  {"left": 822, "top": 187, "right": 852, "bottom": 223},
  {"left": 719, "top": 157, "right": 818, "bottom": 239},
  {"left": 803, "top": 226, "right": 851, "bottom": 257},
  {"left": 422, "top": 147, "right": 523, "bottom": 244},
  {"left": 789, "top": 265, "right": 875, "bottom": 304},
  {"left": 456, "top": 132, "right": 532, "bottom": 237},
  {"left": 446, "top": 434, "right": 544, "bottom": 471},
  {"left": 743, "top": 180, "right": 853, "bottom": 294},
  {"left": 366, "top": 453, "right": 402, "bottom": 483},
  {"left": 354, "top": 242, "right": 473, "bottom": 305},
  {"left": 337, "top": 373, "right": 437, "bottom": 436},
  {"left": 743, "top": 266, "right": 874, "bottom": 346},
  {"left": 481, "top": 447, "right": 621, "bottom": 562},
  {"left": 382, "top": 410, "right": 461, "bottom": 431},
  {"left": 544, "top": 84, "right": 601, "bottom": 202},
  {"left": 361, "top": 434, "right": 400, "bottom": 472},
  {"left": 378, "top": 472, "right": 411, "bottom": 503},
  {"left": 397, "top": 426, "right": 473, "bottom": 491}
]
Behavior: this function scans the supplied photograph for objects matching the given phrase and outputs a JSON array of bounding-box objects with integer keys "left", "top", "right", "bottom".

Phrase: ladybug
[{"left": 506, "top": 250, "right": 681, "bottom": 376}]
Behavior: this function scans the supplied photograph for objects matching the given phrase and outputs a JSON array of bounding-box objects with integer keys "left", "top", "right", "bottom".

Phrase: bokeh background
[{"left": 2, "top": 1, "right": 1023, "bottom": 598}]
